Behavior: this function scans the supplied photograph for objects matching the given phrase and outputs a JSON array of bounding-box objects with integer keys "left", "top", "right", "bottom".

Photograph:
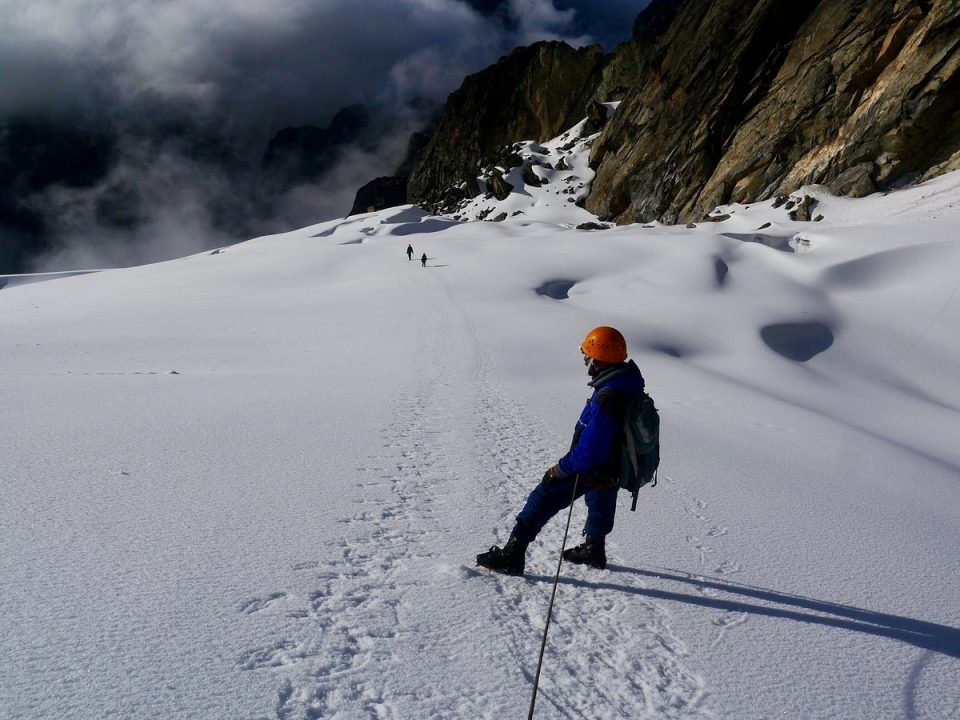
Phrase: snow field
[{"left": 2, "top": 135, "right": 959, "bottom": 717}]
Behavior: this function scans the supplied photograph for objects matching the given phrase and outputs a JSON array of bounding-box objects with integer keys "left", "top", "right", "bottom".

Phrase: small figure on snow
[
  {"left": 421, "top": 252, "right": 428, "bottom": 267},
  {"left": 476, "top": 326, "right": 647, "bottom": 575},
  {"left": 407, "top": 244, "right": 414, "bottom": 261}
]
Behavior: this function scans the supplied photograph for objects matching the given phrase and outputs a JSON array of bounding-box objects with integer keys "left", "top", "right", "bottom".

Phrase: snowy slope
[
  {"left": 1, "top": 117, "right": 959, "bottom": 719},
  {"left": 444, "top": 104, "right": 618, "bottom": 227}
]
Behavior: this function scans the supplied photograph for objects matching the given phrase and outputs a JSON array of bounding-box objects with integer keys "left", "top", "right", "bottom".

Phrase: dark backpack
[{"left": 598, "top": 388, "right": 660, "bottom": 511}]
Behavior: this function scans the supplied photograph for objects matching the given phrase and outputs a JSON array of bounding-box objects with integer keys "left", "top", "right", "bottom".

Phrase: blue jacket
[{"left": 557, "top": 360, "right": 646, "bottom": 479}]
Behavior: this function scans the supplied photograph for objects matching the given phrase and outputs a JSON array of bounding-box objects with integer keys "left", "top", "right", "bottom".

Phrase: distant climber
[
  {"left": 421, "top": 252, "right": 427, "bottom": 267},
  {"left": 407, "top": 244, "right": 414, "bottom": 261}
]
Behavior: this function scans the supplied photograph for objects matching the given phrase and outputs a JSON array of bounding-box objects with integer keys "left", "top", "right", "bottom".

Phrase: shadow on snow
[{"left": 524, "top": 565, "right": 960, "bottom": 660}]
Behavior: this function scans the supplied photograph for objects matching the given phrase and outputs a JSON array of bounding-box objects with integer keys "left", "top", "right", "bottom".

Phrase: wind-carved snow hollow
[
  {"left": 722, "top": 232, "right": 799, "bottom": 253},
  {"left": 714, "top": 257, "right": 730, "bottom": 287},
  {"left": 535, "top": 279, "right": 577, "bottom": 299},
  {"left": 760, "top": 321, "right": 835, "bottom": 361}
]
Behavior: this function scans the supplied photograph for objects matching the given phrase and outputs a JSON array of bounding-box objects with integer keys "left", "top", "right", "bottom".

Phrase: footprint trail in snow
[
  {"left": 462, "top": 347, "right": 714, "bottom": 719},
  {"left": 235, "top": 280, "right": 727, "bottom": 718}
]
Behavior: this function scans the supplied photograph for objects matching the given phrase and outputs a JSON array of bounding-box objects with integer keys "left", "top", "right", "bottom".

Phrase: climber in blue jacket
[{"left": 477, "top": 326, "right": 645, "bottom": 575}]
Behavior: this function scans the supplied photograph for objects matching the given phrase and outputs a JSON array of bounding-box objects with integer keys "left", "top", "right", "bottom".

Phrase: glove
[{"left": 541, "top": 465, "right": 566, "bottom": 486}]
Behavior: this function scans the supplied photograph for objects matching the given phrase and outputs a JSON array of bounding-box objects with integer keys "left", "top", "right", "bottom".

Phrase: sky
[
  {"left": 1, "top": 112, "right": 958, "bottom": 719},
  {"left": 1, "top": 0, "right": 651, "bottom": 272},
  {"left": 1, "top": 0, "right": 647, "bottom": 130}
]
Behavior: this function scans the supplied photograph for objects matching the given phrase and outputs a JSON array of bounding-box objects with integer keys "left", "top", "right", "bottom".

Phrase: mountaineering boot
[
  {"left": 562, "top": 536, "right": 606, "bottom": 569},
  {"left": 476, "top": 534, "right": 528, "bottom": 575}
]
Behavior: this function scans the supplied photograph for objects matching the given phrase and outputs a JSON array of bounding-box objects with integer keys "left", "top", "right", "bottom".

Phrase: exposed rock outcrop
[
  {"left": 262, "top": 105, "right": 371, "bottom": 188},
  {"left": 587, "top": 0, "right": 960, "bottom": 223},
  {"left": 350, "top": 131, "right": 431, "bottom": 215},
  {"left": 406, "top": 42, "right": 605, "bottom": 208},
  {"left": 354, "top": 0, "right": 960, "bottom": 227},
  {"left": 587, "top": 0, "right": 828, "bottom": 223},
  {"left": 698, "top": 0, "right": 960, "bottom": 212}
]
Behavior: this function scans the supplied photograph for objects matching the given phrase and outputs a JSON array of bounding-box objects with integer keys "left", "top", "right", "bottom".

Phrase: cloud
[
  {"left": 25, "top": 137, "right": 244, "bottom": 271},
  {"left": 2, "top": 0, "right": 650, "bottom": 272},
  {"left": 272, "top": 117, "right": 421, "bottom": 231},
  {"left": 1, "top": 0, "right": 650, "bottom": 136},
  {"left": 558, "top": 0, "right": 652, "bottom": 48},
  {"left": 507, "top": 0, "right": 584, "bottom": 45},
  {"left": 1, "top": 0, "right": 507, "bottom": 136}
]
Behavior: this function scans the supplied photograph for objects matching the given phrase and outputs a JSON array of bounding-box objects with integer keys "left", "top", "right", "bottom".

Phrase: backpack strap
[{"left": 595, "top": 387, "right": 630, "bottom": 419}]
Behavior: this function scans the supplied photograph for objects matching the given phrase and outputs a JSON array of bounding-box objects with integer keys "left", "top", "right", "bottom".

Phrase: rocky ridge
[
  {"left": 361, "top": 0, "right": 960, "bottom": 226},
  {"left": 405, "top": 42, "right": 607, "bottom": 209},
  {"left": 431, "top": 108, "right": 616, "bottom": 227},
  {"left": 588, "top": 0, "right": 960, "bottom": 224}
]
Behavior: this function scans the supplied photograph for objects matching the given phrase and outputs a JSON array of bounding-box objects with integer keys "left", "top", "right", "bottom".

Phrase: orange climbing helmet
[{"left": 580, "top": 326, "right": 627, "bottom": 363}]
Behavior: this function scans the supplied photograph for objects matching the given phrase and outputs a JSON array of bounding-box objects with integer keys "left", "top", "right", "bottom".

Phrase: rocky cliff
[
  {"left": 405, "top": 42, "right": 607, "bottom": 207},
  {"left": 588, "top": 0, "right": 960, "bottom": 223},
  {"left": 262, "top": 104, "right": 372, "bottom": 189},
  {"left": 381, "top": 0, "right": 960, "bottom": 225},
  {"left": 350, "top": 131, "right": 431, "bottom": 216}
]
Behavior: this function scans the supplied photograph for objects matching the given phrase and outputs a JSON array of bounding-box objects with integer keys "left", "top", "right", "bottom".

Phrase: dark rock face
[
  {"left": 587, "top": 0, "right": 826, "bottom": 223},
  {"left": 788, "top": 195, "right": 818, "bottom": 222},
  {"left": 521, "top": 161, "right": 544, "bottom": 187},
  {"left": 406, "top": 41, "right": 605, "bottom": 207},
  {"left": 632, "top": 0, "right": 689, "bottom": 43},
  {"left": 582, "top": 99, "right": 610, "bottom": 137},
  {"left": 350, "top": 131, "right": 431, "bottom": 215},
  {"left": 350, "top": 175, "right": 409, "bottom": 216},
  {"left": 696, "top": 0, "right": 960, "bottom": 210},
  {"left": 362, "top": 0, "right": 960, "bottom": 225},
  {"left": 262, "top": 105, "right": 371, "bottom": 187},
  {"left": 392, "top": 0, "right": 960, "bottom": 223},
  {"left": 486, "top": 168, "right": 514, "bottom": 200},
  {"left": 587, "top": 0, "right": 960, "bottom": 224}
]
